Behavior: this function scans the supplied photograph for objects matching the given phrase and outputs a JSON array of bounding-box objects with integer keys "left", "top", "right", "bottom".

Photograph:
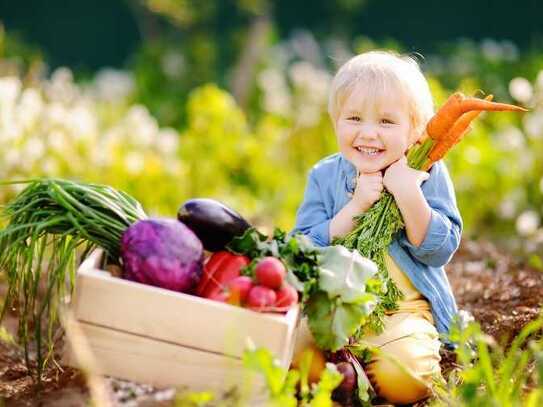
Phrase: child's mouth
[{"left": 354, "top": 146, "right": 384, "bottom": 157}]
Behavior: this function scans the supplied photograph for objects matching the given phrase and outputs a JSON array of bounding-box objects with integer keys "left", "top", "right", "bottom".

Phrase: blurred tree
[{"left": 1, "top": 0, "right": 541, "bottom": 71}]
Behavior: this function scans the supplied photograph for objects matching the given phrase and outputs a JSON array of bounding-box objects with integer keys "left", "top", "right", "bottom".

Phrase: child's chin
[{"left": 354, "top": 160, "right": 385, "bottom": 174}]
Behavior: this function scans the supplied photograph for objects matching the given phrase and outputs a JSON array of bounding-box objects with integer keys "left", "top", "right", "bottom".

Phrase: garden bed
[{"left": 1, "top": 239, "right": 542, "bottom": 406}]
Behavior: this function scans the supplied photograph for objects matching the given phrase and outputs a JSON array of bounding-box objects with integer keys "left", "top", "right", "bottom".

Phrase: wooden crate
[{"left": 63, "top": 250, "right": 300, "bottom": 395}]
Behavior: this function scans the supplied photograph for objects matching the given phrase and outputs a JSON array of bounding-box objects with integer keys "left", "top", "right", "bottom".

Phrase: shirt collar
[{"left": 339, "top": 153, "right": 357, "bottom": 193}]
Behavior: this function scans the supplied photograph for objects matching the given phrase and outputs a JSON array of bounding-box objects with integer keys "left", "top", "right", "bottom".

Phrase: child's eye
[
  {"left": 348, "top": 116, "right": 361, "bottom": 122},
  {"left": 380, "top": 118, "right": 395, "bottom": 124}
]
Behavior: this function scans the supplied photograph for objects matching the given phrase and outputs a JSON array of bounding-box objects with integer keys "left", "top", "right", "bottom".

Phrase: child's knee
[{"left": 365, "top": 339, "right": 441, "bottom": 404}]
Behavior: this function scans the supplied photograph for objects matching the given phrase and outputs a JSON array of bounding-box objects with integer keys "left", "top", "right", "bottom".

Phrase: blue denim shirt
[{"left": 291, "top": 153, "right": 461, "bottom": 337}]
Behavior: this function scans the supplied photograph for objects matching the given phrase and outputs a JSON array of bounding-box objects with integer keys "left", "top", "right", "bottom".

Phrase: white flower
[
  {"left": 24, "top": 137, "right": 46, "bottom": 161},
  {"left": 258, "top": 68, "right": 292, "bottom": 116},
  {"left": 499, "top": 199, "right": 516, "bottom": 219},
  {"left": 498, "top": 126, "right": 525, "bottom": 149},
  {"left": 264, "top": 91, "right": 291, "bottom": 116},
  {"left": 48, "top": 130, "right": 67, "bottom": 151},
  {"left": 46, "top": 103, "right": 69, "bottom": 127},
  {"left": 3, "top": 149, "right": 21, "bottom": 168},
  {"left": 162, "top": 52, "right": 185, "bottom": 80},
  {"left": 0, "top": 121, "right": 21, "bottom": 143},
  {"left": 46, "top": 67, "right": 77, "bottom": 103},
  {"left": 94, "top": 68, "right": 135, "bottom": 102},
  {"left": 67, "top": 105, "right": 97, "bottom": 139},
  {"left": 509, "top": 77, "right": 533, "bottom": 103},
  {"left": 126, "top": 105, "right": 158, "bottom": 147},
  {"left": 156, "top": 128, "right": 179, "bottom": 154},
  {"left": 42, "top": 158, "right": 59, "bottom": 174},
  {"left": 296, "top": 104, "right": 320, "bottom": 127},
  {"left": 464, "top": 146, "right": 481, "bottom": 165},
  {"left": 516, "top": 210, "right": 540, "bottom": 236},
  {"left": 523, "top": 112, "right": 543, "bottom": 139},
  {"left": 0, "top": 76, "right": 21, "bottom": 107},
  {"left": 124, "top": 152, "right": 145, "bottom": 174},
  {"left": 17, "top": 88, "right": 44, "bottom": 130},
  {"left": 258, "top": 68, "right": 285, "bottom": 91}
]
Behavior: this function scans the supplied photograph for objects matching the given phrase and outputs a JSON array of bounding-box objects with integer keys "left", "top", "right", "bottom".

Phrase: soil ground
[{"left": 1, "top": 239, "right": 542, "bottom": 406}]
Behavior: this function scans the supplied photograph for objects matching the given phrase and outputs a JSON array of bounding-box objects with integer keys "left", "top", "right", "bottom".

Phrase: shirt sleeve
[
  {"left": 290, "top": 168, "right": 331, "bottom": 247},
  {"left": 397, "top": 160, "right": 463, "bottom": 267}
]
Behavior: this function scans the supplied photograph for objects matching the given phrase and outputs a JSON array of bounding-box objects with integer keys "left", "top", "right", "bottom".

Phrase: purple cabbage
[{"left": 120, "top": 218, "right": 204, "bottom": 293}]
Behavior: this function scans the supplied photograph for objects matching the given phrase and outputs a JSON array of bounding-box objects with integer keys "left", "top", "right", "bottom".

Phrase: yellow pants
[
  {"left": 292, "top": 254, "right": 443, "bottom": 404},
  {"left": 363, "top": 312, "right": 442, "bottom": 404},
  {"left": 292, "top": 313, "right": 442, "bottom": 405}
]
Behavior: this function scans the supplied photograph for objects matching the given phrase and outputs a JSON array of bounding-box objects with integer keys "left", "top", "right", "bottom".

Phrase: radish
[
  {"left": 275, "top": 284, "right": 298, "bottom": 308},
  {"left": 226, "top": 276, "right": 253, "bottom": 305},
  {"left": 246, "top": 285, "right": 276, "bottom": 310},
  {"left": 335, "top": 361, "right": 357, "bottom": 394},
  {"left": 255, "top": 257, "right": 286, "bottom": 289}
]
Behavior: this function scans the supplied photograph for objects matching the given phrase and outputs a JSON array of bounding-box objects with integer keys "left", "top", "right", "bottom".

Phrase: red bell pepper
[{"left": 196, "top": 251, "right": 251, "bottom": 299}]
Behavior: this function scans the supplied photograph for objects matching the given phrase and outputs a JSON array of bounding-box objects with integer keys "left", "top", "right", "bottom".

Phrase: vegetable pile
[
  {"left": 197, "top": 251, "right": 298, "bottom": 311},
  {"left": 0, "top": 185, "right": 303, "bottom": 378}
]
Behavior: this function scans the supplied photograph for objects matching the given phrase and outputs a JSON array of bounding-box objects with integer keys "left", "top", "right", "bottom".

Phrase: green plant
[
  {"left": 432, "top": 316, "right": 543, "bottom": 406},
  {"left": 0, "top": 178, "right": 147, "bottom": 378}
]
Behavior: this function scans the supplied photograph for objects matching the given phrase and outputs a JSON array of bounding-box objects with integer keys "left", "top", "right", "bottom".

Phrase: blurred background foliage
[{"left": 0, "top": 0, "right": 543, "bottom": 259}]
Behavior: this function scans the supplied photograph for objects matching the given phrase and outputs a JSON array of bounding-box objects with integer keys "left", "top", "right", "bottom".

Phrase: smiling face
[{"left": 335, "top": 81, "right": 414, "bottom": 174}]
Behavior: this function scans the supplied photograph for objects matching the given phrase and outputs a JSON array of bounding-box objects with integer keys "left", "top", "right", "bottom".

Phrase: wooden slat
[
  {"left": 73, "top": 250, "right": 299, "bottom": 367},
  {"left": 63, "top": 321, "right": 268, "bottom": 402}
]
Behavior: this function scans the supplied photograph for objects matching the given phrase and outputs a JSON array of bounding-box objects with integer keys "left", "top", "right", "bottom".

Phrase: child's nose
[{"left": 358, "top": 123, "right": 379, "bottom": 139}]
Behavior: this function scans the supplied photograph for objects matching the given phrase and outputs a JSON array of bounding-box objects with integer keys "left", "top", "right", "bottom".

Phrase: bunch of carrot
[{"left": 337, "top": 92, "right": 526, "bottom": 334}]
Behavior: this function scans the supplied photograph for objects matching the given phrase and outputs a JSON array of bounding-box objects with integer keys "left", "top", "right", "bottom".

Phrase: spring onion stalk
[{"left": 0, "top": 178, "right": 147, "bottom": 378}]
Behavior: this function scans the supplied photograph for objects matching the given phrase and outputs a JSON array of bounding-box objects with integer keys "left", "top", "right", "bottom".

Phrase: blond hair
[{"left": 328, "top": 50, "right": 434, "bottom": 139}]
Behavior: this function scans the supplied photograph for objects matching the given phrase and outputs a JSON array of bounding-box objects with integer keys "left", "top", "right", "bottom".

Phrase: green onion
[{"left": 0, "top": 178, "right": 147, "bottom": 378}]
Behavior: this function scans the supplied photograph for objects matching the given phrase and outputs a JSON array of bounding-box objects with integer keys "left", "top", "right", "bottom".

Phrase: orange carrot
[
  {"left": 426, "top": 92, "right": 527, "bottom": 141},
  {"left": 427, "top": 95, "right": 494, "bottom": 162}
]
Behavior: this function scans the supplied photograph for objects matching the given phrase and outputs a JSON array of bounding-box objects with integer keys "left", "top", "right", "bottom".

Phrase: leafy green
[
  {"left": 305, "top": 293, "right": 368, "bottom": 352},
  {"left": 243, "top": 347, "right": 342, "bottom": 407},
  {"left": 306, "top": 364, "right": 343, "bottom": 407},
  {"left": 305, "top": 246, "right": 378, "bottom": 351},
  {"left": 231, "top": 230, "right": 380, "bottom": 353},
  {"left": 242, "top": 347, "right": 299, "bottom": 407},
  {"left": 318, "top": 245, "right": 377, "bottom": 303},
  {"left": 227, "top": 227, "right": 322, "bottom": 297}
]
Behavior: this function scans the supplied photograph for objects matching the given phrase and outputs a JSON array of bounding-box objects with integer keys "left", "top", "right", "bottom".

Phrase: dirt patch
[
  {"left": 0, "top": 239, "right": 541, "bottom": 406},
  {"left": 447, "top": 240, "right": 543, "bottom": 344}
]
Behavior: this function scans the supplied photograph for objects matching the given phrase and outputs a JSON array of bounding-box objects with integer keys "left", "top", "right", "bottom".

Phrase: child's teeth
[{"left": 356, "top": 147, "right": 381, "bottom": 155}]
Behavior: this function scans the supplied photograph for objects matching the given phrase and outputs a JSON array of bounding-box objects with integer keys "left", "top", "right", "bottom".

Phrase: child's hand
[
  {"left": 352, "top": 171, "right": 384, "bottom": 212},
  {"left": 383, "top": 156, "right": 429, "bottom": 197}
]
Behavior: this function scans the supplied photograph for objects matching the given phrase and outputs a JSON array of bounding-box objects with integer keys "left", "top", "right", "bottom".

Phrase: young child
[{"left": 292, "top": 51, "right": 462, "bottom": 404}]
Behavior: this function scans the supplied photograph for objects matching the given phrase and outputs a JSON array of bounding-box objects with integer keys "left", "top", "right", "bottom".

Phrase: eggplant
[{"left": 177, "top": 198, "right": 251, "bottom": 251}]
